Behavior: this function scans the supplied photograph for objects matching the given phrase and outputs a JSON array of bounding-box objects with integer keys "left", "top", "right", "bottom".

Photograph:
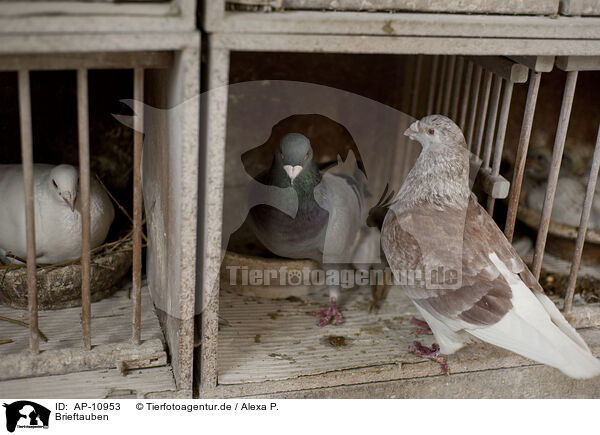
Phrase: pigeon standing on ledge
[
  {"left": 0, "top": 164, "right": 115, "bottom": 265},
  {"left": 381, "top": 115, "right": 600, "bottom": 378},
  {"left": 248, "top": 133, "right": 370, "bottom": 326}
]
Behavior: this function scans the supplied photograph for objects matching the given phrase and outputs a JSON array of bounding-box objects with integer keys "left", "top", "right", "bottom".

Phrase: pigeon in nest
[
  {"left": 0, "top": 164, "right": 115, "bottom": 265},
  {"left": 381, "top": 115, "right": 600, "bottom": 378},
  {"left": 524, "top": 147, "right": 600, "bottom": 229},
  {"left": 247, "top": 133, "right": 383, "bottom": 326}
]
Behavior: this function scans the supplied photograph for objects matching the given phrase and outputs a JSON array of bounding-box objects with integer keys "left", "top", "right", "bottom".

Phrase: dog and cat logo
[{"left": 3, "top": 401, "right": 50, "bottom": 433}]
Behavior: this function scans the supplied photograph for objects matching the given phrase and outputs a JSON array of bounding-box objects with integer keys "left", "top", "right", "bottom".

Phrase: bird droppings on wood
[
  {"left": 254, "top": 334, "right": 261, "bottom": 343},
  {"left": 286, "top": 296, "right": 306, "bottom": 304},
  {"left": 360, "top": 325, "right": 384, "bottom": 335},
  {"left": 327, "top": 335, "right": 347, "bottom": 347},
  {"left": 382, "top": 20, "right": 395, "bottom": 35},
  {"left": 539, "top": 270, "right": 600, "bottom": 304},
  {"left": 268, "top": 353, "right": 296, "bottom": 363}
]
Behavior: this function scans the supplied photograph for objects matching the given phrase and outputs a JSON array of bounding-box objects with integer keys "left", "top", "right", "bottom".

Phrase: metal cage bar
[
  {"left": 465, "top": 64, "right": 482, "bottom": 148},
  {"left": 450, "top": 56, "right": 464, "bottom": 121},
  {"left": 442, "top": 55, "right": 456, "bottom": 115},
  {"left": 77, "top": 68, "right": 92, "bottom": 351},
  {"left": 481, "top": 74, "right": 502, "bottom": 168},
  {"left": 531, "top": 71, "right": 578, "bottom": 280},
  {"left": 472, "top": 70, "right": 493, "bottom": 156},
  {"left": 487, "top": 79, "right": 514, "bottom": 214},
  {"left": 564, "top": 125, "right": 600, "bottom": 313},
  {"left": 459, "top": 61, "right": 474, "bottom": 131},
  {"left": 18, "top": 70, "right": 39, "bottom": 355},
  {"left": 132, "top": 68, "right": 144, "bottom": 345},
  {"left": 426, "top": 55, "right": 440, "bottom": 115},
  {"left": 505, "top": 71, "right": 542, "bottom": 242},
  {"left": 435, "top": 54, "right": 448, "bottom": 114},
  {"left": 410, "top": 54, "right": 423, "bottom": 117}
]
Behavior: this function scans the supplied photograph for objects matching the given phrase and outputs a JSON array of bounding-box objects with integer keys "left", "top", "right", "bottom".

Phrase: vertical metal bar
[
  {"left": 531, "top": 71, "right": 578, "bottom": 280},
  {"left": 132, "top": 68, "right": 144, "bottom": 345},
  {"left": 481, "top": 75, "right": 502, "bottom": 168},
  {"left": 473, "top": 70, "right": 493, "bottom": 156},
  {"left": 450, "top": 56, "right": 464, "bottom": 121},
  {"left": 465, "top": 65, "right": 482, "bottom": 149},
  {"left": 77, "top": 68, "right": 92, "bottom": 351},
  {"left": 18, "top": 70, "right": 39, "bottom": 355},
  {"left": 435, "top": 55, "right": 448, "bottom": 113},
  {"left": 410, "top": 55, "right": 423, "bottom": 117},
  {"left": 442, "top": 55, "right": 456, "bottom": 116},
  {"left": 426, "top": 55, "right": 440, "bottom": 115},
  {"left": 487, "top": 80, "right": 514, "bottom": 215},
  {"left": 564, "top": 125, "right": 600, "bottom": 313},
  {"left": 459, "top": 61, "right": 474, "bottom": 131},
  {"left": 505, "top": 71, "right": 541, "bottom": 242}
]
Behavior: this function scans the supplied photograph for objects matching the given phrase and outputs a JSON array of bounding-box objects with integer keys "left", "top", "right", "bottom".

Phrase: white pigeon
[
  {"left": 382, "top": 115, "right": 600, "bottom": 378},
  {"left": 0, "top": 164, "right": 115, "bottom": 264}
]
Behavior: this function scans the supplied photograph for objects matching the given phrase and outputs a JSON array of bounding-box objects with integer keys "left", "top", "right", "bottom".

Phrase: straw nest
[{"left": 0, "top": 232, "right": 134, "bottom": 310}]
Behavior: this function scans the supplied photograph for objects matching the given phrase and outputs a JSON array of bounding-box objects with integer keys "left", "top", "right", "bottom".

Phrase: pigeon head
[
  {"left": 276, "top": 133, "right": 315, "bottom": 185},
  {"left": 404, "top": 115, "right": 466, "bottom": 151},
  {"left": 49, "top": 164, "right": 78, "bottom": 212}
]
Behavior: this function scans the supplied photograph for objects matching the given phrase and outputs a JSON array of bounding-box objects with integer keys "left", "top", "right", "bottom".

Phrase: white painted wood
[
  {"left": 217, "top": 285, "right": 439, "bottom": 384},
  {"left": 0, "top": 0, "right": 195, "bottom": 33},
  {"left": 466, "top": 56, "right": 529, "bottom": 82},
  {"left": 0, "top": 286, "right": 165, "bottom": 375},
  {"left": 213, "top": 285, "right": 600, "bottom": 397},
  {"left": 203, "top": 10, "right": 600, "bottom": 40},
  {"left": 211, "top": 33, "right": 600, "bottom": 57},
  {"left": 509, "top": 56, "right": 555, "bottom": 72},
  {"left": 0, "top": 52, "right": 172, "bottom": 71},
  {"left": 556, "top": 55, "right": 600, "bottom": 70},
  {"left": 0, "top": 366, "right": 178, "bottom": 399},
  {"left": 560, "top": 0, "right": 600, "bottom": 16},
  {"left": 271, "top": 0, "right": 559, "bottom": 14},
  {"left": 0, "top": 33, "right": 199, "bottom": 55}
]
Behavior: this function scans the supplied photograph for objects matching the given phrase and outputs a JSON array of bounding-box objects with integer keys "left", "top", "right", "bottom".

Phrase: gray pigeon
[
  {"left": 524, "top": 147, "right": 600, "bottom": 229},
  {"left": 247, "top": 133, "right": 366, "bottom": 326},
  {"left": 381, "top": 115, "right": 600, "bottom": 378},
  {"left": 0, "top": 164, "right": 115, "bottom": 264}
]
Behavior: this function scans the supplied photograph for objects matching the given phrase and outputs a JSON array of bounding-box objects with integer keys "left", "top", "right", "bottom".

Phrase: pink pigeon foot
[
  {"left": 410, "top": 317, "right": 433, "bottom": 335},
  {"left": 310, "top": 297, "right": 343, "bottom": 326},
  {"left": 408, "top": 341, "right": 449, "bottom": 375}
]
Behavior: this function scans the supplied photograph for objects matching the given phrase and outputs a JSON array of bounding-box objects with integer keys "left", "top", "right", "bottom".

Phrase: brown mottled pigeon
[{"left": 381, "top": 115, "right": 600, "bottom": 378}]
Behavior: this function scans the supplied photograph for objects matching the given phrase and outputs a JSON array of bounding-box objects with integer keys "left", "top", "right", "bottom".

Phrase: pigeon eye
[
  {"left": 427, "top": 128, "right": 435, "bottom": 135},
  {"left": 305, "top": 151, "right": 309, "bottom": 160},
  {"left": 52, "top": 180, "right": 58, "bottom": 188}
]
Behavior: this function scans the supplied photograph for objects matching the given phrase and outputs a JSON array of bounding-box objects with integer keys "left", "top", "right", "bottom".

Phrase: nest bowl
[
  {"left": 220, "top": 250, "right": 325, "bottom": 299},
  {"left": 517, "top": 203, "right": 600, "bottom": 266},
  {"left": 0, "top": 238, "right": 133, "bottom": 310}
]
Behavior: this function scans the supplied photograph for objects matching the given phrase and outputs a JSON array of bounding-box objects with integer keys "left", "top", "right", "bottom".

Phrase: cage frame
[
  {"left": 0, "top": 0, "right": 196, "bottom": 34},
  {"left": 199, "top": 3, "right": 600, "bottom": 397},
  {"left": 0, "top": 29, "right": 200, "bottom": 398}
]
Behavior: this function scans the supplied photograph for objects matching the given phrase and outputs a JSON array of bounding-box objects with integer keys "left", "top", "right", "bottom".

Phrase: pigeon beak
[
  {"left": 404, "top": 120, "right": 420, "bottom": 139},
  {"left": 283, "top": 165, "right": 303, "bottom": 184},
  {"left": 63, "top": 193, "right": 76, "bottom": 212}
]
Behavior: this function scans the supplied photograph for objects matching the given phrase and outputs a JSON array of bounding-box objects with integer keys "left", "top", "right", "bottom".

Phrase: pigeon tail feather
[{"left": 468, "top": 253, "right": 600, "bottom": 379}]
